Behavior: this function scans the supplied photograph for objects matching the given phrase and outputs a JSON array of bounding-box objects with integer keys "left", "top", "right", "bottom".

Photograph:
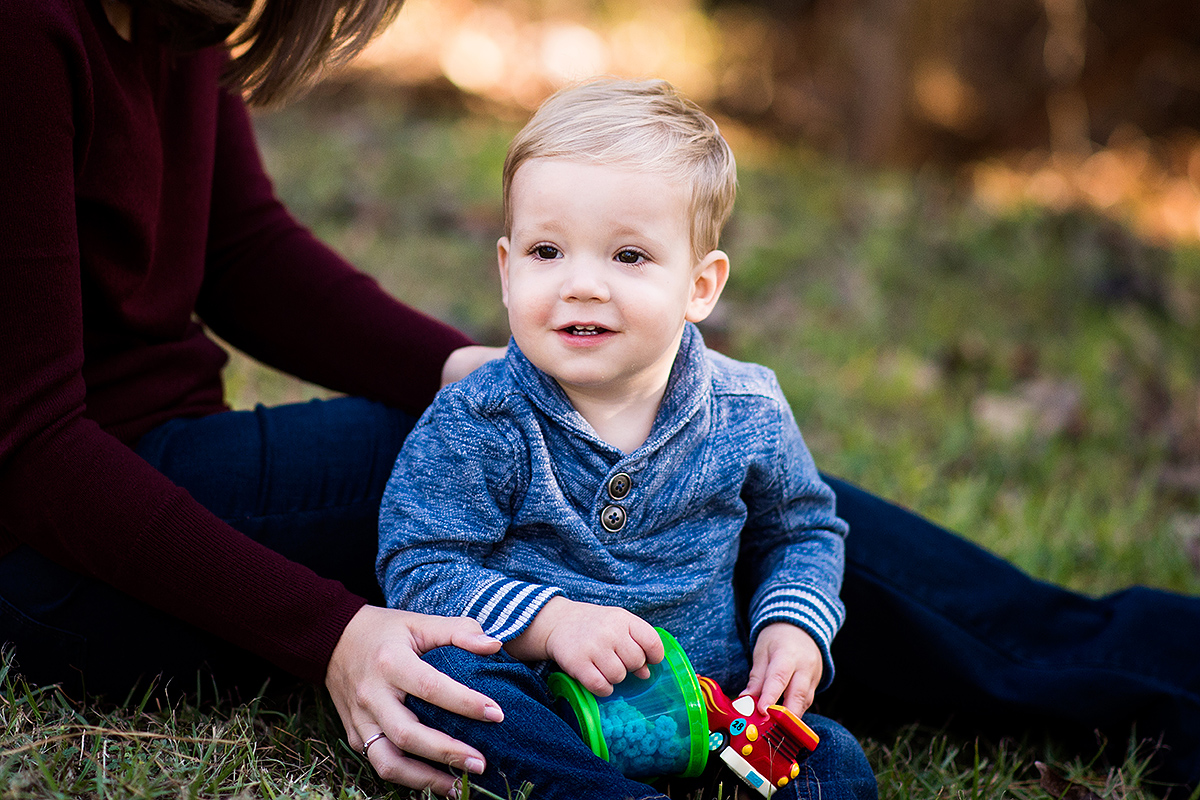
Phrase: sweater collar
[{"left": 505, "top": 322, "right": 712, "bottom": 455}]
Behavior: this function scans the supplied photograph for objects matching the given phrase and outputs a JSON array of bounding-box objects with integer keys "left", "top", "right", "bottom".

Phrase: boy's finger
[
  {"left": 755, "top": 669, "right": 789, "bottom": 713},
  {"left": 615, "top": 634, "right": 652, "bottom": 672},
  {"left": 577, "top": 662, "right": 616, "bottom": 696},
  {"left": 741, "top": 660, "right": 767, "bottom": 699},
  {"left": 598, "top": 649, "right": 634, "bottom": 687},
  {"left": 632, "top": 623, "right": 666, "bottom": 664},
  {"left": 783, "top": 682, "right": 814, "bottom": 715}
]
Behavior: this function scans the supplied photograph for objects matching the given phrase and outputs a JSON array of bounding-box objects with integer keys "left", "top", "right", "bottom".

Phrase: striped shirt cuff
[
  {"left": 749, "top": 584, "right": 846, "bottom": 691},
  {"left": 462, "top": 579, "right": 562, "bottom": 641}
]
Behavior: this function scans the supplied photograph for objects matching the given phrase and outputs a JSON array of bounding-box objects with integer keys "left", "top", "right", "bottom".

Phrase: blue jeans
[
  {"left": 408, "top": 647, "right": 878, "bottom": 800},
  {"left": 822, "top": 475, "right": 1200, "bottom": 790},
  {"left": 0, "top": 401, "right": 1196, "bottom": 789}
]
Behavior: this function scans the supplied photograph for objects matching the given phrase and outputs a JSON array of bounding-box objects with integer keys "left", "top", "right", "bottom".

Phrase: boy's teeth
[{"left": 570, "top": 325, "right": 599, "bottom": 335}]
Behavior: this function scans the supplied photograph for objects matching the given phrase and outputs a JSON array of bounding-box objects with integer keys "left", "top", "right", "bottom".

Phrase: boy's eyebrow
[
  {"left": 608, "top": 223, "right": 662, "bottom": 239},
  {"left": 511, "top": 218, "right": 569, "bottom": 238},
  {"left": 605, "top": 224, "right": 675, "bottom": 250}
]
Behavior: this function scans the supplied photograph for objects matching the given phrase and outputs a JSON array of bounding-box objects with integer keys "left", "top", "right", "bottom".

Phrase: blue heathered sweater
[{"left": 377, "top": 323, "right": 848, "bottom": 692}]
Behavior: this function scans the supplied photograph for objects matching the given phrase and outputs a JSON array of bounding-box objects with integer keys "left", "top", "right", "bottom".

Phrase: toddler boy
[{"left": 377, "top": 78, "right": 876, "bottom": 800}]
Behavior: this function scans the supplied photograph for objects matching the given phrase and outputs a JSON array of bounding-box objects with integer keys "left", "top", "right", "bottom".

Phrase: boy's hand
[
  {"left": 505, "top": 596, "right": 664, "bottom": 696},
  {"left": 741, "top": 622, "right": 823, "bottom": 717}
]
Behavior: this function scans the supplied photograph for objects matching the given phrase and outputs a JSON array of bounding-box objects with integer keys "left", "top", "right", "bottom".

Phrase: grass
[
  {"left": 8, "top": 81, "right": 1199, "bottom": 797},
  {"left": 0, "top": 658, "right": 1177, "bottom": 799},
  {"left": 0, "top": 657, "right": 387, "bottom": 798}
]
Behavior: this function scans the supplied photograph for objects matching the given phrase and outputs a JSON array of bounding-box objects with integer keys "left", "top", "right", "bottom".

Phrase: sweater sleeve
[
  {"left": 376, "top": 387, "right": 562, "bottom": 640},
  {"left": 0, "top": 2, "right": 364, "bottom": 684},
  {"left": 738, "top": 375, "right": 849, "bottom": 692},
  {"left": 196, "top": 89, "right": 472, "bottom": 414}
]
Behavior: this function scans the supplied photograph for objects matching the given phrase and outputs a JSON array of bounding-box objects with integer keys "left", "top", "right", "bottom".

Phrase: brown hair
[
  {"left": 502, "top": 78, "right": 737, "bottom": 261},
  {"left": 141, "top": 0, "right": 406, "bottom": 106}
]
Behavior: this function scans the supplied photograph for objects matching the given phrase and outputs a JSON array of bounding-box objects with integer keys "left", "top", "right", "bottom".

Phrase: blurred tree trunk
[
  {"left": 846, "top": 0, "right": 915, "bottom": 162},
  {"left": 709, "top": 0, "right": 1200, "bottom": 166},
  {"left": 1041, "top": 0, "right": 1090, "bottom": 156}
]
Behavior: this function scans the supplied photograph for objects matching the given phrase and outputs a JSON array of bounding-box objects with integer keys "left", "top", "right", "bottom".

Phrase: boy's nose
[{"left": 559, "top": 259, "right": 610, "bottom": 302}]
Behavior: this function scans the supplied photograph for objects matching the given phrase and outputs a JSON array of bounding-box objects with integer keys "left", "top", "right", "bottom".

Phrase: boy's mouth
[{"left": 563, "top": 324, "right": 609, "bottom": 336}]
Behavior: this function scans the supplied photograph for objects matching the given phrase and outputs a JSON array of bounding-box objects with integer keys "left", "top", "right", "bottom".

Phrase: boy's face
[{"left": 498, "top": 158, "right": 727, "bottom": 407}]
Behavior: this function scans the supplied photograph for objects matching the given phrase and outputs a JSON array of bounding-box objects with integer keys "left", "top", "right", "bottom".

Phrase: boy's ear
[
  {"left": 685, "top": 249, "right": 729, "bottom": 323},
  {"left": 497, "top": 236, "right": 511, "bottom": 308}
]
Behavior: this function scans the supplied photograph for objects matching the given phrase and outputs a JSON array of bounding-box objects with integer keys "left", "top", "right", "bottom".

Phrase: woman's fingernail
[
  {"left": 466, "top": 757, "right": 485, "bottom": 774},
  {"left": 484, "top": 704, "right": 504, "bottom": 722}
]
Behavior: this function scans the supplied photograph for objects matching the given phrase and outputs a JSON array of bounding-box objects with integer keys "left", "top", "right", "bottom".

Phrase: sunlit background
[{"left": 336, "top": 0, "right": 1200, "bottom": 244}]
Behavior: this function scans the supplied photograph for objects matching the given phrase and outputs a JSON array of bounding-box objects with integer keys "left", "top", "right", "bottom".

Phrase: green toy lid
[
  {"left": 547, "top": 671, "right": 608, "bottom": 761},
  {"left": 655, "top": 627, "right": 710, "bottom": 778}
]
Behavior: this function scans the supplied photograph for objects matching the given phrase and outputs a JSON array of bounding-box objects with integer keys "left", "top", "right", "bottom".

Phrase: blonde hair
[{"left": 502, "top": 78, "right": 737, "bottom": 261}]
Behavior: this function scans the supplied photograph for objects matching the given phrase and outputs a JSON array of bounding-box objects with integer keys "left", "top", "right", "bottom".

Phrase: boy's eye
[
  {"left": 532, "top": 244, "right": 561, "bottom": 260},
  {"left": 615, "top": 249, "right": 645, "bottom": 264}
]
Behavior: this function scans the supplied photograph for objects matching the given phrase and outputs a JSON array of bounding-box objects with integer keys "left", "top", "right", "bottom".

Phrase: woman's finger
[
  {"left": 377, "top": 701, "right": 488, "bottom": 775},
  {"left": 406, "top": 611, "right": 502, "bottom": 658},
  {"left": 386, "top": 653, "right": 505, "bottom": 723},
  {"left": 366, "top": 735, "right": 465, "bottom": 798},
  {"left": 327, "top": 607, "right": 505, "bottom": 791},
  {"left": 385, "top": 612, "right": 505, "bottom": 721}
]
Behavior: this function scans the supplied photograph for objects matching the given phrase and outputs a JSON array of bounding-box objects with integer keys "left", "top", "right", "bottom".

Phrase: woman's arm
[
  {"left": 0, "top": 6, "right": 368, "bottom": 684},
  {"left": 1, "top": 10, "right": 510, "bottom": 792},
  {"left": 197, "top": 89, "right": 473, "bottom": 414}
]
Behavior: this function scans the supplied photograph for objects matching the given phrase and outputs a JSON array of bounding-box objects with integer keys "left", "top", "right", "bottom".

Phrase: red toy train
[{"left": 698, "top": 676, "right": 820, "bottom": 798}]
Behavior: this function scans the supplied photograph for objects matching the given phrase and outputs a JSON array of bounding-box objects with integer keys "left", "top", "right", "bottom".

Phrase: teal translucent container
[{"left": 547, "top": 628, "right": 709, "bottom": 779}]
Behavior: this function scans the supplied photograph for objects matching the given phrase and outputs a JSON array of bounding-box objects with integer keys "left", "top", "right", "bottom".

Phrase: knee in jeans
[
  {"left": 419, "top": 646, "right": 553, "bottom": 711},
  {"left": 421, "top": 645, "right": 504, "bottom": 683},
  {"left": 793, "top": 714, "right": 878, "bottom": 800},
  {"left": 420, "top": 645, "right": 538, "bottom": 689}
]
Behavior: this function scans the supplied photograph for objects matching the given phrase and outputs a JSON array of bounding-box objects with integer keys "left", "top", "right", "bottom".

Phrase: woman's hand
[
  {"left": 325, "top": 605, "right": 504, "bottom": 795},
  {"left": 441, "top": 345, "right": 507, "bottom": 387}
]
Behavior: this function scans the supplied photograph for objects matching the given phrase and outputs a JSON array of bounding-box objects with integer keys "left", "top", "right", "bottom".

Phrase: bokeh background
[{"left": 348, "top": 0, "right": 1200, "bottom": 237}]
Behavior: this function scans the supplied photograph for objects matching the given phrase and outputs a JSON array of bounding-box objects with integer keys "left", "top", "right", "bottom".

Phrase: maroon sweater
[{"left": 0, "top": 0, "right": 472, "bottom": 682}]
